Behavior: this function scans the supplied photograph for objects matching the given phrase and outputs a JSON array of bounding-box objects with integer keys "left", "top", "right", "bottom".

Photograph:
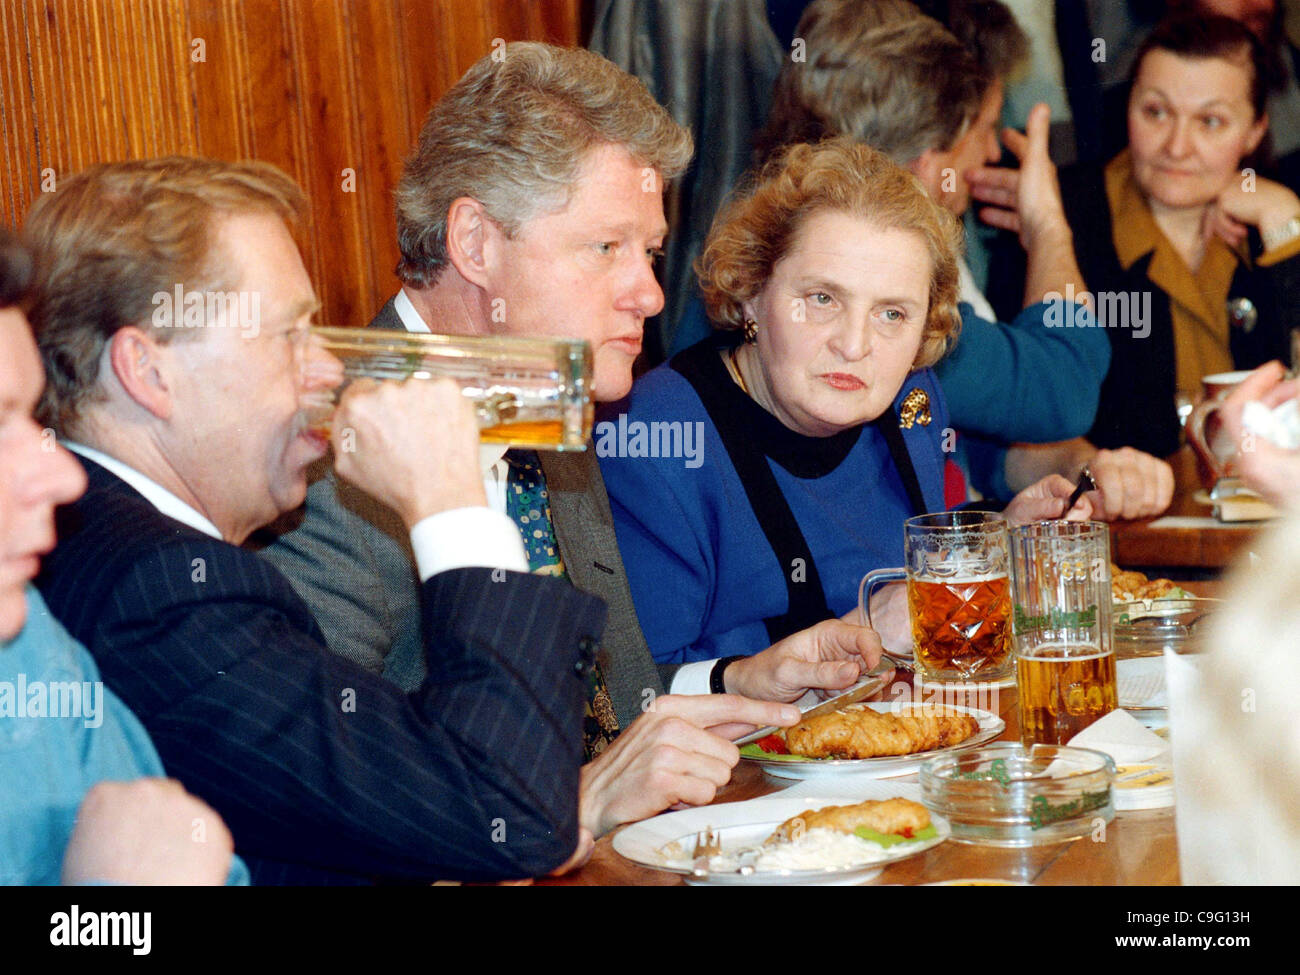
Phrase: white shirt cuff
[
  {"left": 669, "top": 659, "right": 719, "bottom": 695},
  {"left": 409, "top": 506, "right": 530, "bottom": 581}
]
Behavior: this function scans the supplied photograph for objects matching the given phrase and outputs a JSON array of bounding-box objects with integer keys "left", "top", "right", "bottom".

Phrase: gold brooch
[{"left": 899, "top": 387, "right": 932, "bottom": 429}]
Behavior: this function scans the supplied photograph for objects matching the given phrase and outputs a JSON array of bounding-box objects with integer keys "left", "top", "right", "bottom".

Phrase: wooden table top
[
  {"left": 1109, "top": 447, "right": 1264, "bottom": 571},
  {"left": 541, "top": 678, "right": 1179, "bottom": 887},
  {"left": 540, "top": 458, "right": 1256, "bottom": 887}
]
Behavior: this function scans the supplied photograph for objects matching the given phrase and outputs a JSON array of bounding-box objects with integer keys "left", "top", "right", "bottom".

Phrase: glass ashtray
[
  {"left": 1112, "top": 597, "right": 1221, "bottom": 659},
  {"left": 920, "top": 744, "right": 1115, "bottom": 847}
]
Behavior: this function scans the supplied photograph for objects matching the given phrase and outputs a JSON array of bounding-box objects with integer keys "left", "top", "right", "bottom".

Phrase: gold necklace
[{"left": 726, "top": 343, "right": 750, "bottom": 394}]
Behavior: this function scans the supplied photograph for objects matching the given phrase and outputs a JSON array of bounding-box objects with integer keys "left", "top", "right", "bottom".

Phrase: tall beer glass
[
  {"left": 861, "top": 512, "right": 1013, "bottom": 683},
  {"left": 301, "top": 326, "right": 593, "bottom": 451},
  {"left": 1010, "top": 521, "right": 1117, "bottom": 745}
]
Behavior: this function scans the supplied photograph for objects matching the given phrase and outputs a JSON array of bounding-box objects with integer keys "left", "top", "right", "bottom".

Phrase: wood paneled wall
[{"left": 0, "top": 0, "right": 581, "bottom": 327}]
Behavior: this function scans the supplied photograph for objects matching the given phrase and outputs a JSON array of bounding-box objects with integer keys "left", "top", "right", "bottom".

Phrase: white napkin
[
  {"left": 1068, "top": 708, "right": 1170, "bottom": 765},
  {"left": 1068, "top": 709, "right": 1173, "bottom": 810},
  {"left": 1243, "top": 398, "right": 1300, "bottom": 449}
]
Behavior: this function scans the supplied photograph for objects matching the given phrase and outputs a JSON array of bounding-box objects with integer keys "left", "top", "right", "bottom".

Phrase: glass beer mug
[
  {"left": 860, "top": 512, "right": 1013, "bottom": 683},
  {"left": 301, "top": 326, "right": 593, "bottom": 451},
  {"left": 1009, "top": 521, "right": 1117, "bottom": 745}
]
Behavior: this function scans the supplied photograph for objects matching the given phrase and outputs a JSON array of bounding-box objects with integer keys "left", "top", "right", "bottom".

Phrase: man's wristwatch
[{"left": 709, "top": 655, "right": 747, "bottom": 694}]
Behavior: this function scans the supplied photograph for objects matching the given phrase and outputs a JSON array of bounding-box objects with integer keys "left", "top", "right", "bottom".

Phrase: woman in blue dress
[{"left": 599, "top": 139, "right": 1092, "bottom": 686}]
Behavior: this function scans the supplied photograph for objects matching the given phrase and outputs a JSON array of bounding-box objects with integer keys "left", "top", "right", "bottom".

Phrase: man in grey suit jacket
[
  {"left": 267, "top": 297, "right": 666, "bottom": 720},
  {"left": 261, "top": 42, "right": 882, "bottom": 844}
]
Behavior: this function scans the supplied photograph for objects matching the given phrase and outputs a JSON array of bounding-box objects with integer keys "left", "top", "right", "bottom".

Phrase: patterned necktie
[{"left": 504, "top": 449, "right": 620, "bottom": 760}]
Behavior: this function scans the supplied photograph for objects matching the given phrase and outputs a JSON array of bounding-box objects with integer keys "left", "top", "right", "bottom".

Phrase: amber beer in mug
[
  {"left": 301, "top": 326, "right": 593, "bottom": 451},
  {"left": 907, "top": 574, "right": 1013, "bottom": 679},
  {"left": 861, "top": 512, "right": 1013, "bottom": 683},
  {"left": 1015, "top": 645, "right": 1117, "bottom": 744},
  {"left": 1009, "top": 521, "right": 1117, "bottom": 745}
]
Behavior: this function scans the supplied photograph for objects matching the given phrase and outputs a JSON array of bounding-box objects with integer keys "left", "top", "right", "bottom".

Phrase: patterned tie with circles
[{"left": 505, "top": 449, "right": 620, "bottom": 759}]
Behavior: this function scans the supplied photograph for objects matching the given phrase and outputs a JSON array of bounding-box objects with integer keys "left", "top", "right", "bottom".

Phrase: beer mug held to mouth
[
  {"left": 1009, "top": 521, "right": 1117, "bottom": 746},
  {"left": 297, "top": 326, "right": 594, "bottom": 452},
  {"left": 860, "top": 512, "right": 1014, "bottom": 684}
]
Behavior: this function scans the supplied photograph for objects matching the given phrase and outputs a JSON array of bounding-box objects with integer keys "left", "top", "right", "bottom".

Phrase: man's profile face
[
  {"left": 483, "top": 143, "right": 668, "bottom": 402},
  {"left": 0, "top": 310, "right": 86, "bottom": 641},
  {"left": 165, "top": 211, "right": 337, "bottom": 542},
  {"left": 936, "top": 80, "right": 1004, "bottom": 217}
]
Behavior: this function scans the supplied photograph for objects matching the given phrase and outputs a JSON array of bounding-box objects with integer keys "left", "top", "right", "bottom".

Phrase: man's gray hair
[
  {"left": 395, "top": 42, "right": 693, "bottom": 288},
  {"left": 757, "top": 0, "right": 989, "bottom": 166}
]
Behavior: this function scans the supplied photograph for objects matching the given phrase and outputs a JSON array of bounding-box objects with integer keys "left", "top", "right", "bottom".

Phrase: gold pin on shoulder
[{"left": 899, "top": 387, "right": 932, "bottom": 429}]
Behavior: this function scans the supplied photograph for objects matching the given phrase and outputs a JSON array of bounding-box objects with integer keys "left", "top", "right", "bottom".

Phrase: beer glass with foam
[
  {"left": 1009, "top": 521, "right": 1117, "bottom": 745},
  {"left": 860, "top": 512, "right": 1013, "bottom": 683}
]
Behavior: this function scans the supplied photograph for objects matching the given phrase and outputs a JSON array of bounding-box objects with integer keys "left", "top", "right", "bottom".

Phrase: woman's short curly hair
[{"left": 696, "top": 138, "right": 963, "bottom": 369}]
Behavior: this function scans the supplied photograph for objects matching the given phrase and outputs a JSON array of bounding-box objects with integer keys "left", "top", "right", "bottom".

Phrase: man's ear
[
  {"left": 908, "top": 149, "right": 947, "bottom": 200},
  {"left": 444, "top": 196, "right": 497, "bottom": 290},
  {"left": 106, "top": 326, "right": 173, "bottom": 420}
]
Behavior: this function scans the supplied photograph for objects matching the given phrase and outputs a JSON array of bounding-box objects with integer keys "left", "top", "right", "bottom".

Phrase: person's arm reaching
[
  {"left": 94, "top": 543, "right": 601, "bottom": 883},
  {"left": 1003, "top": 440, "right": 1174, "bottom": 520},
  {"left": 966, "top": 103, "right": 1090, "bottom": 310},
  {"left": 933, "top": 305, "right": 1110, "bottom": 443},
  {"left": 577, "top": 694, "right": 801, "bottom": 838},
  {"left": 940, "top": 104, "right": 1108, "bottom": 444},
  {"left": 257, "top": 379, "right": 527, "bottom": 680}
]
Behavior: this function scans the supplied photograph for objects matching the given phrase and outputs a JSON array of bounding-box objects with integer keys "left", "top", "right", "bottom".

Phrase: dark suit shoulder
[
  {"left": 37, "top": 456, "right": 603, "bottom": 883},
  {"left": 42, "top": 459, "right": 323, "bottom": 655}
]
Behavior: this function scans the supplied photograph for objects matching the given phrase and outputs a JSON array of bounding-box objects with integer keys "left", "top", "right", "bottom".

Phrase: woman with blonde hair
[{"left": 599, "top": 139, "right": 1085, "bottom": 677}]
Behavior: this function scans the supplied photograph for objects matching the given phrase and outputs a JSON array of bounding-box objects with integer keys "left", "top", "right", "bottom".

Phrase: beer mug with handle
[{"left": 860, "top": 512, "right": 1013, "bottom": 683}]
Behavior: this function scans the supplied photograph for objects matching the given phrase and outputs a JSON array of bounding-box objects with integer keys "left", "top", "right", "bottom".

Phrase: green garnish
[
  {"left": 740, "top": 743, "right": 814, "bottom": 761},
  {"left": 853, "top": 823, "right": 937, "bottom": 847}
]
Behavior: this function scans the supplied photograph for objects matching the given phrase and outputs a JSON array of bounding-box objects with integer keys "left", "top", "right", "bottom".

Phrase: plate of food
[
  {"left": 613, "top": 795, "right": 948, "bottom": 885},
  {"left": 739, "top": 701, "right": 1004, "bottom": 779},
  {"left": 1110, "top": 565, "right": 1196, "bottom": 605},
  {"left": 734, "top": 671, "right": 889, "bottom": 747},
  {"left": 1110, "top": 565, "right": 1219, "bottom": 658}
]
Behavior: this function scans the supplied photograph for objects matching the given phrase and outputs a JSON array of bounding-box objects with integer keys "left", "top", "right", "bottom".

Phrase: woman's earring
[{"left": 742, "top": 318, "right": 758, "bottom": 343}]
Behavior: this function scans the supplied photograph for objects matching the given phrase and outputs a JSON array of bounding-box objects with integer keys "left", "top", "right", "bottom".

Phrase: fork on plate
[{"left": 691, "top": 828, "right": 721, "bottom": 876}]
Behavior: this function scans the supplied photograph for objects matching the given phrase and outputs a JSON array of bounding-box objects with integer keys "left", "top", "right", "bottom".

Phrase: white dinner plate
[
  {"left": 740, "top": 701, "right": 1005, "bottom": 779},
  {"left": 612, "top": 795, "right": 949, "bottom": 885}
]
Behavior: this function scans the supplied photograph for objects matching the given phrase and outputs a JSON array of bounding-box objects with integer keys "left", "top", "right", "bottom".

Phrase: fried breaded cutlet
[
  {"left": 767, "top": 798, "right": 931, "bottom": 844},
  {"left": 784, "top": 704, "right": 979, "bottom": 759},
  {"left": 1111, "top": 563, "right": 1187, "bottom": 602}
]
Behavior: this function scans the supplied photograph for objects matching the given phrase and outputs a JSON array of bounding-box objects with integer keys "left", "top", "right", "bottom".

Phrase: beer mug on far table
[
  {"left": 860, "top": 512, "right": 1013, "bottom": 683},
  {"left": 1186, "top": 370, "right": 1253, "bottom": 490},
  {"left": 1009, "top": 521, "right": 1117, "bottom": 746}
]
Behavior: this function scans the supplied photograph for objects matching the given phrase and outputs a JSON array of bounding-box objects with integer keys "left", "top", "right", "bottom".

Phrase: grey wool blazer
[{"left": 255, "top": 297, "right": 667, "bottom": 728}]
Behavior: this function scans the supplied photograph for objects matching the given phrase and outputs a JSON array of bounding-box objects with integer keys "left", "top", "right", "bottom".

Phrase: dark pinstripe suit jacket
[
  {"left": 37, "top": 457, "right": 606, "bottom": 885},
  {"left": 258, "top": 296, "right": 669, "bottom": 723}
]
